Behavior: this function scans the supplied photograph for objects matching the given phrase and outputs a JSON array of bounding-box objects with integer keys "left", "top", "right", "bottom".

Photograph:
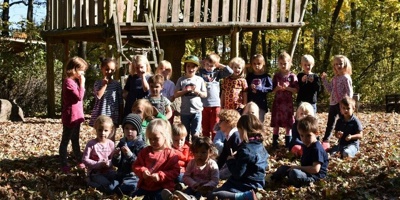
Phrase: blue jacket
[{"left": 112, "top": 137, "right": 146, "bottom": 178}]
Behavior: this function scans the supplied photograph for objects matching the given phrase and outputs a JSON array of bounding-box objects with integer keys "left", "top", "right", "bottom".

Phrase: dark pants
[
  {"left": 323, "top": 104, "right": 341, "bottom": 141},
  {"left": 59, "top": 124, "right": 82, "bottom": 166}
]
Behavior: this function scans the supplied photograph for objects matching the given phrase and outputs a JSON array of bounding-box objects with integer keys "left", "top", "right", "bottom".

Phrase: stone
[{"left": 0, "top": 99, "right": 24, "bottom": 122}]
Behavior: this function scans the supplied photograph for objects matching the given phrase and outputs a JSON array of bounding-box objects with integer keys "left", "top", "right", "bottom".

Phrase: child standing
[
  {"left": 89, "top": 58, "right": 123, "bottom": 141},
  {"left": 156, "top": 60, "right": 176, "bottom": 124},
  {"left": 288, "top": 102, "right": 315, "bottom": 158},
  {"left": 82, "top": 115, "right": 118, "bottom": 195},
  {"left": 221, "top": 57, "right": 248, "bottom": 113},
  {"left": 123, "top": 55, "right": 152, "bottom": 118},
  {"left": 146, "top": 74, "right": 173, "bottom": 119},
  {"left": 209, "top": 114, "right": 269, "bottom": 200},
  {"left": 320, "top": 55, "right": 353, "bottom": 150},
  {"left": 112, "top": 113, "right": 146, "bottom": 195},
  {"left": 162, "top": 137, "right": 219, "bottom": 200},
  {"left": 246, "top": 54, "right": 273, "bottom": 122},
  {"left": 198, "top": 53, "right": 233, "bottom": 139},
  {"left": 131, "top": 119, "right": 180, "bottom": 199},
  {"left": 174, "top": 55, "right": 207, "bottom": 141},
  {"left": 271, "top": 115, "right": 329, "bottom": 188},
  {"left": 217, "top": 109, "right": 241, "bottom": 180},
  {"left": 271, "top": 51, "right": 299, "bottom": 148},
  {"left": 171, "top": 123, "right": 193, "bottom": 182},
  {"left": 59, "top": 56, "right": 88, "bottom": 173},
  {"left": 296, "top": 55, "right": 321, "bottom": 113},
  {"left": 131, "top": 99, "right": 167, "bottom": 142},
  {"left": 330, "top": 96, "right": 363, "bottom": 158}
]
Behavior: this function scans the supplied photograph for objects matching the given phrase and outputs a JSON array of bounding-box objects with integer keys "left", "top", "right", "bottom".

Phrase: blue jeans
[
  {"left": 288, "top": 169, "right": 315, "bottom": 187},
  {"left": 330, "top": 143, "right": 359, "bottom": 158},
  {"left": 180, "top": 112, "right": 202, "bottom": 141},
  {"left": 59, "top": 125, "right": 82, "bottom": 166},
  {"left": 88, "top": 171, "right": 118, "bottom": 195}
]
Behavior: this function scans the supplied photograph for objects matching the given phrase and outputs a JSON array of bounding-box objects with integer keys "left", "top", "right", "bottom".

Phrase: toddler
[
  {"left": 112, "top": 113, "right": 146, "bottom": 195},
  {"left": 243, "top": 101, "right": 260, "bottom": 119},
  {"left": 156, "top": 60, "right": 176, "bottom": 124},
  {"left": 146, "top": 74, "right": 173, "bottom": 119},
  {"left": 82, "top": 115, "right": 118, "bottom": 195},
  {"left": 131, "top": 119, "right": 180, "bottom": 199},
  {"left": 270, "top": 51, "right": 299, "bottom": 148},
  {"left": 296, "top": 55, "right": 321, "bottom": 113},
  {"left": 271, "top": 115, "right": 329, "bottom": 187},
  {"left": 171, "top": 123, "right": 193, "bottom": 182}
]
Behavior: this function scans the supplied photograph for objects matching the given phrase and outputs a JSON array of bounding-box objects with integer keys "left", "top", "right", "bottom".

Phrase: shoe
[
  {"left": 322, "top": 142, "right": 330, "bottom": 151},
  {"left": 174, "top": 190, "right": 195, "bottom": 200},
  {"left": 161, "top": 189, "right": 173, "bottom": 200},
  {"left": 77, "top": 162, "right": 86, "bottom": 170},
  {"left": 61, "top": 166, "right": 71, "bottom": 174}
]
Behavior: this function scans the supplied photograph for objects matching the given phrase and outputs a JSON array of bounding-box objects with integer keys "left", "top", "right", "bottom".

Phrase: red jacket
[
  {"left": 62, "top": 78, "right": 85, "bottom": 128},
  {"left": 133, "top": 146, "right": 180, "bottom": 191},
  {"left": 174, "top": 142, "right": 194, "bottom": 173}
]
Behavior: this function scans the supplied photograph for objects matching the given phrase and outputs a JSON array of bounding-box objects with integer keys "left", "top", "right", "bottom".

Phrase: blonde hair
[
  {"left": 157, "top": 60, "right": 173, "bottom": 79},
  {"left": 146, "top": 118, "right": 172, "bottom": 148},
  {"left": 130, "top": 55, "right": 152, "bottom": 75},
  {"left": 218, "top": 109, "right": 241, "bottom": 128},
  {"left": 94, "top": 115, "right": 115, "bottom": 132},
  {"left": 251, "top": 54, "right": 266, "bottom": 72},
  {"left": 171, "top": 123, "right": 188, "bottom": 137},
  {"left": 204, "top": 53, "right": 221, "bottom": 65},
  {"left": 243, "top": 102, "right": 260, "bottom": 119},
  {"left": 296, "top": 102, "right": 315, "bottom": 120},
  {"left": 132, "top": 99, "right": 154, "bottom": 121},
  {"left": 332, "top": 55, "right": 352, "bottom": 75},
  {"left": 229, "top": 57, "right": 246, "bottom": 78},
  {"left": 278, "top": 51, "right": 292, "bottom": 62},
  {"left": 237, "top": 114, "right": 263, "bottom": 143},
  {"left": 65, "top": 56, "right": 88, "bottom": 78},
  {"left": 301, "top": 54, "right": 315, "bottom": 66}
]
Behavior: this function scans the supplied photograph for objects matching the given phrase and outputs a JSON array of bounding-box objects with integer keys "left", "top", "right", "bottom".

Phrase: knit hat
[
  {"left": 122, "top": 113, "right": 142, "bottom": 134},
  {"left": 183, "top": 55, "right": 200, "bottom": 66}
]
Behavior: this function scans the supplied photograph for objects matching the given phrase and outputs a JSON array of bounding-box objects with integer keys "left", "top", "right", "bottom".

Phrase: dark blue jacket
[
  {"left": 217, "top": 131, "right": 241, "bottom": 169},
  {"left": 112, "top": 137, "right": 146, "bottom": 178}
]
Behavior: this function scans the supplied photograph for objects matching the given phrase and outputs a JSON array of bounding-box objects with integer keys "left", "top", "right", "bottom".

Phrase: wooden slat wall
[
  {"left": 280, "top": 0, "right": 286, "bottom": 22},
  {"left": 271, "top": 0, "right": 277, "bottom": 22},
  {"left": 260, "top": 0, "right": 269, "bottom": 23},
  {"left": 171, "top": 0, "right": 181, "bottom": 22},
  {"left": 249, "top": 0, "right": 258, "bottom": 23},
  {"left": 211, "top": 0, "right": 219, "bottom": 22},
  {"left": 159, "top": 0, "right": 168, "bottom": 22},
  {"left": 294, "top": 0, "right": 301, "bottom": 22}
]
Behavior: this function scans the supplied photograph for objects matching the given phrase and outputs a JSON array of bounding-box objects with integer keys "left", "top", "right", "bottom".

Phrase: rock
[{"left": 0, "top": 99, "right": 25, "bottom": 122}]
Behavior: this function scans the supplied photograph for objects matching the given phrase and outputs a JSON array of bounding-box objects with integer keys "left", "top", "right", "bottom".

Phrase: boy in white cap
[{"left": 112, "top": 113, "right": 147, "bottom": 195}]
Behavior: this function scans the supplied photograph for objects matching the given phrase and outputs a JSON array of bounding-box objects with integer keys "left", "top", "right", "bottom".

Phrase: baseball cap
[{"left": 183, "top": 55, "right": 200, "bottom": 66}]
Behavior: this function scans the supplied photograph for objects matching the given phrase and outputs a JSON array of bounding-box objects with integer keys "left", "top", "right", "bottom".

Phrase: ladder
[{"left": 113, "top": 6, "right": 162, "bottom": 73}]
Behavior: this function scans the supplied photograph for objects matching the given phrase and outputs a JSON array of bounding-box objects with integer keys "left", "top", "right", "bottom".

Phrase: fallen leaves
[{"left": 0, "top": 112, "right": 400, "bottom": 199}]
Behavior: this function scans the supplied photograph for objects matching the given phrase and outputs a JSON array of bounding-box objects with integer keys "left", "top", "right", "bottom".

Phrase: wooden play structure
[{"left": 42, "top": 0, "right": 309, "bottom": 117}]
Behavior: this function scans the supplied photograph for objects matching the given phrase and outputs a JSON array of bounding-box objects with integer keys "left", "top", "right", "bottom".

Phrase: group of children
[{"left": 59, "top": 51, "right": 363, "bottom": 199}]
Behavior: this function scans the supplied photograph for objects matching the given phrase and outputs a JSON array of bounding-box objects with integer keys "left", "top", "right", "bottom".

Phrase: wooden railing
[{"left": 47, "top": 0, "right": 305, "bottom": 30}]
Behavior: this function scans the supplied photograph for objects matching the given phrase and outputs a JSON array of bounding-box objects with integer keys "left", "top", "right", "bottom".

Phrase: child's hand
[
  {"left": 320, "top": 72, "right": 327, "bottom": 79},
  {"left": 143, "top": 170, "right": 152, "bottom": 180},
  {"left": 120, "top": 146, "right": 131, "bottom": 155},
  {"left": 150, "top": 173, "right": 160, "bottom": 182},
  {"left": 302, "top": 75, "right": 308, "bottom": 83},
  {"left": 102, "top": 77, "right": 109, "bottom": 85},
  {"left": 78, "top": 73, "right": 86, "bottom": 86},
  {"left": 335, "top": 131, "right": 343, "bottom": 139},
  {"left": 345, "top": 134, "right": 352, "bottom": 141},
  {"left": 100, "top": 159, "right": 109, "bottom": 168},
  {"left": 113, "top": 148, "right": 121, "bottom": 155}
]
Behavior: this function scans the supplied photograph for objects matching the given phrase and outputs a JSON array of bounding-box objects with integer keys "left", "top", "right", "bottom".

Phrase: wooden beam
[
  {"left": 289, "top": 0, "right": 308, "bottom": 57},
  {"left": 230, "top": 27, "right": 239, "bottom": 58}
]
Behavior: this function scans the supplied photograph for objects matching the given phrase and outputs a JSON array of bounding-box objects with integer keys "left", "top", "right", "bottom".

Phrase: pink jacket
[{"left": 62, "top": 78, "right": 85, "bottom": 128}]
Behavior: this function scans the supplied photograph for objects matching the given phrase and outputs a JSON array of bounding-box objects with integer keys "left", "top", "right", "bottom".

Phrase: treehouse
[{"left": 42, "top": 0, "right": 309, "bottom": 117}]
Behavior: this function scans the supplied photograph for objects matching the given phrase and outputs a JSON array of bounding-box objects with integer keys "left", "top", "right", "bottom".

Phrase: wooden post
[
  {"left": 230, "top": 27, "right": 239, "bottom": 58},
  {"left": 289, "top": 0, "right": 308, "bottom": 57},
  {"left": 159, "top": 35, "right": 185, "bottom": 83},
  {"left": 46, "top": 41, "right": 55, "bottom": 118}
]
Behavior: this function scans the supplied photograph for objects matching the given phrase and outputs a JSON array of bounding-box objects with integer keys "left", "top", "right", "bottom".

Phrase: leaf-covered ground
[{"left": 1, "top": 111, "right": 400, "bottom": 199}]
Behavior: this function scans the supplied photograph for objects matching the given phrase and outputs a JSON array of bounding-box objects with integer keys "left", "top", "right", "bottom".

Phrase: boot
[
  {"left": 285, "top": 136, "right": 292, "bottom": 148},
  {"left": 272, "top": 134, "right": 279, "bottom": 148}
]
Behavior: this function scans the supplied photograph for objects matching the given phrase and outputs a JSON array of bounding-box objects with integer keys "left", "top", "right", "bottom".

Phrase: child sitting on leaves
[{"left": 171, "top": 123, "right": 194, "bottom": 183}]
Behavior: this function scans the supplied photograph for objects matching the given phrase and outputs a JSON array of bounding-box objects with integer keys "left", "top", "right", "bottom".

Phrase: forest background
[{"left": 0, "top": 0, "right": 399, "bottom": 116}]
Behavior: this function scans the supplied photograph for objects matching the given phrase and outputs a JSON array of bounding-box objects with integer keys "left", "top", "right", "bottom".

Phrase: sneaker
[
  {"left": 161, "top": 189, "right": 173, "bottom": 200},
  {"left": 174, "top": 190, "right": 195, "bottom": 200},
  {"left": 77, "top": 162, "right": 86, "bottom": 170},
  {"left": 322, "top": 142, "right": 330, "bottom": 151},
  {"left": 61, "top": 166, "right": 71, "bottom": 174}
]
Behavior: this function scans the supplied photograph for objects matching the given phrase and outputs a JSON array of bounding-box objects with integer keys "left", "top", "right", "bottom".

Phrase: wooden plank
[
  {"left": 289, "top": 0, "right": 293, "bottom": 22},
  {"left": 270, "top": 0, "right": 277, "bottom": 22},
  {"left": 183, "top": 0, "right": 191, "bottom": 22},
  {"left": 75, "top": 0, "right": 81, "bottom": 27},
  {"left": 159, "top": 0, "right": 168, "bottom": 22},
  {"left": 249, "top": 0, "right": 258, "bottom": 22},
  {"left": 240, "top": 0, "right": 248, "bottom": 22},
  {"left": 294, "top": 0, "right": 301, "bottom": 22},
  {"left": 260, "top": 0, "right": 269, "bottom": 22},
  {"left": 211, "top": 0, "right": 219, "bottom": 22},
  {"left": 194, "top": 0, "right": 201, "bottom": 22},
  {"left": 222, "top": 0, "right": 229, "bottom": 22},
  {"left": 171, "top": 0, "right": 181, "bottom": 22},
  {"left": 126, "top": 0, "right": 135, "bottom": 23},
  {"left": 89, "top": 0, "right": 95, "bottom": 25},
  {"left": 67, "top": 0, "right": 72, "bottom": 28},
  {"left": 98, "top": 0, "right": 104, "bottom": 23},
  {"left": 52, "top": 0, "right": 57, "bottom": 29},
  {"left": 116, "top": 0, "right": 125, "bottom": 22},
  {"left": 280, "top": 0, "right": 286, "bottom": 22},
  {"left": 203, "top": 0, "right": 209, "bottom": 22},
  {"left": 58, "top": 0, "right": 63, "bottom": 28}
]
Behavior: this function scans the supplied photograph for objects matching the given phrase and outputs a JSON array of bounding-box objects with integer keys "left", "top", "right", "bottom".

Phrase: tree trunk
[
  {"left": 27, "top": 0, "right": 34, "bottom": 23},
  {"left": 213, "top": 37, "right": 218, "bottom": 53},
  {"left": 2, "top": 0, "right": 10, "bottom": 36},
  {"left": 261, "top": 31, "right": 267, "bottom": 59},
  {"left": 201, "top": 38, "right": 206, "bottom": 59},
  {"left": 312, "top": 0, "right": 320, "bottom": 70},
  {"left": 239, "top": 32, "right": 248, "bottom": 63},
  {"left": 350, "top": 2, "right": 357, "bottom": 33},
  {"left": 77, "top": 41, "right": 87, "bottom": 59},
  {"left": 322, "top": 0, "right": 344, "bottom": 72},
  {"left": 250, "top": 31, "right": 259, "bottom": 58}
]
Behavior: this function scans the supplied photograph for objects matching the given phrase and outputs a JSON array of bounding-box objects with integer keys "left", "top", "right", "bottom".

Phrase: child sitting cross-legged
[{"left": 271, "top": 115, "right": 329, "bottom": 187}]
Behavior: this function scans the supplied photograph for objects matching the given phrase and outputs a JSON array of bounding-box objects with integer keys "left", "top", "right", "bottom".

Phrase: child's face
[
  {"left": 301, "top": 61, "right": 313, "bottom": 74},
  {"left": 149, "top": 83, "right": 162, "bottom": 96},
  {"left": 172, "top": 135, "right": 186, "bottom": 149},
  {"left": 123, "top": 124, "right": 138, "bottom": 141},
  {"left": 74, "top": 70, "right": 85, "bottom": 79},
  {"left": 96, "top": 122, "right": 113, "bottom": 142},
  {"left": 278, "top": 58, "right": 292, "bottom": 73},
  {"left": 218, "top": 118, "right": 231, "bottom": 135},
  {"left": 193, "top": 146, "right": 210, "bottom": 166},
  {"left": 157, "top": 65, "right": 172, "bottom": 79},
  {"left": 252, "top": 58, "right": 264, "bottom": 74},
  {"left": 135, "top": 62, "right": 147, "bottom": 74},
  {"left": 132, "top": 105, "right": 145, "bottom": 120},
  {"left": 102, "top": 62, "right": 116, "bottom": 79},
  {"left": 148, "top": 129, "right": 166, "bottom": 151},
  {"left": 204, "top": 60, "right": 216, "bottom": 72},
  {"left": 185, "top": 63, "right": 199, "bottom": 76},
  {"left": 296, "top": 108, "right": 310, "bottom": 120},
  {"left": 299, "top": 130, "right": 317, "bottom": 147},
  {"left": 334, "top": 58, "right": 345, "bottom": 75},
  {"left": 340, "top": 103, "right": 354, "bottom": 119},
  {"left": 231, "top": 63, "right": 244, "bottom": 76}
]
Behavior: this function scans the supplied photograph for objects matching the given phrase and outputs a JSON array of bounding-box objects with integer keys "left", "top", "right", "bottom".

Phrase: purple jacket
[{"left": 62, "top": 78, "right": 85, "bottom": 128}]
